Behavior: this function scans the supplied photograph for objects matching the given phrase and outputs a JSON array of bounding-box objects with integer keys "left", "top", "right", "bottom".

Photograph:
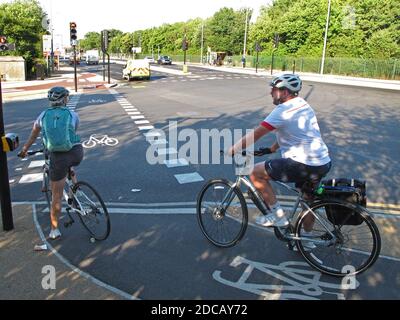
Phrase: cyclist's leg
[
  {"left": 250, "top": 162, "right": 277, "bottom": 207},
  {"left": 50, "top": 177, "right": 67, "bottom": 230},
  {"left": 298, "top": 163, "right": 332, "bottom": 231},
  {"left": 68, "top": 144, "right": 84, "bottom": 184}
]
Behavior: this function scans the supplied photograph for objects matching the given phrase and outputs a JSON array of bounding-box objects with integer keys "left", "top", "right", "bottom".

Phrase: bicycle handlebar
[
  {"left": 17, "top": 149, "right": 44, "bottom": 158},
  {"left": 220, "top": 147, "right": 273, "bottom": 158}
]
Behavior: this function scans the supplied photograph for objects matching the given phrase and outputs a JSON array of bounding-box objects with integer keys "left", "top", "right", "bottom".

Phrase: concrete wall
[{"left": 0, "top": 56, "right": 26, "bottom": 81}]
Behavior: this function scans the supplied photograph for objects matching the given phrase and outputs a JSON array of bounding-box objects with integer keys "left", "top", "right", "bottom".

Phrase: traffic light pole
[
  {"left": 73, "top": 45, "right": 78, "bottom": 92},
  {"left": 256, "top": 50, "right": 259, "bottom": 74},
  {"left": 103, "top": 52, "right": 106, "bottom": 81},
  {"left": 107, "top": 53, "right": 110, "bottom": 84},
  {"left": 0, "top": 77, "right": 14, "bottom": 231}
]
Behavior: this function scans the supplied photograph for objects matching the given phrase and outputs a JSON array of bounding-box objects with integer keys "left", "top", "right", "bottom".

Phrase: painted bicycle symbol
[
  {"left": 82, "top": 134, "right": 119, "bottom": 149},
  {"left": 213, "top": 256, "right": 359, "bottom": 300}
]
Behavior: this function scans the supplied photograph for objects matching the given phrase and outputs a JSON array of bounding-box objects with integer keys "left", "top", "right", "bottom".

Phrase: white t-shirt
[{"left": 261, "top": 97, "right": 331, "bottom": 166}]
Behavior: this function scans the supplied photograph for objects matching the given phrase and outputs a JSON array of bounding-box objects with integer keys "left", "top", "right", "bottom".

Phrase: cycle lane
[{"left": 31, "top": 202, "right": 400, "bottom": 300}]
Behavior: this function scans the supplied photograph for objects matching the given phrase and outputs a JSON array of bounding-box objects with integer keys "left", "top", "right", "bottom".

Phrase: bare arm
[
  {"left": 271, "top": 142, "right": 280, "bottom": 153},
  {"left": 228, "top": 125, "right": 272, "bottom": 155},
  {"left": 19, "top": 125, "right": 41, "bottom": 158}
]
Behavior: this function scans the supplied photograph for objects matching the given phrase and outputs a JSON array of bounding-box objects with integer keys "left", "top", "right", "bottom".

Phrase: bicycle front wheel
[
  {"left": 295, "top": 200, "right": 381, "bottom": 277},
  {"left": 73, "top": 181, "right": 110, "bottom": 240},
  {"left": 197, "top": 179, "right": 248, "bottom": 248}
]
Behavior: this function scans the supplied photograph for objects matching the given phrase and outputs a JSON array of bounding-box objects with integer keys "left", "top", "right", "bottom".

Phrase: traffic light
[
  {"left": 182, "top": 38, "right": 188, "bottom": 51},
  {"left": 0, "top": 36, "right": 8, "bottom": 51},
  {"left": 273, "top": 33, "right": 280, "bottom": 49},
  {"left": 70, "top": 22, "right": 77, "bottom": 44},
  {"left": 101, "top": 30, "right": 110, "bottom": 53}
]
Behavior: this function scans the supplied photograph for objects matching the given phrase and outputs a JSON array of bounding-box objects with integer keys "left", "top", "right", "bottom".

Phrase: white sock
[{"left": 271, "top": 203, "right": 286, "bottom": 219}]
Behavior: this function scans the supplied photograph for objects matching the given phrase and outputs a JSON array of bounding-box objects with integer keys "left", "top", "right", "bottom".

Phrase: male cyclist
[
  {"left": 228, "top": 74, "right": 331, "bottom": 227},
  {"left": 19, "top": 87, "right": 83, "bottom": 239}
]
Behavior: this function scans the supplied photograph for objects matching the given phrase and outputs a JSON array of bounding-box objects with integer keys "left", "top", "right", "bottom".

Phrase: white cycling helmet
[{"left": 270, "top": 74, "right": 302, "bottom": 93}]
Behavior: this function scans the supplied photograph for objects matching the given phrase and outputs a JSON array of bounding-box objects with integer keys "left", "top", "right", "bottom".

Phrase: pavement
[
  {"left": 0, "top": 204, "right": 123, "bottom": 300},
  {"left": 1, "top": 65, "right": 118, "bottom": 102}
]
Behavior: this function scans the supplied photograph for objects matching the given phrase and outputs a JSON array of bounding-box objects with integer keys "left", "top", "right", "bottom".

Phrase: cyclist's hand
[
  {"left": 254, "top": 147, "right": 273, "bottom": 156},
  {"left": 18, "top": 146, "right": 28, "bottom": 158}
]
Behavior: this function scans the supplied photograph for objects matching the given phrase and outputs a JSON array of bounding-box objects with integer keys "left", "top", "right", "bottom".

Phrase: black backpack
[{"left": 317, "top": 178, "right": 366, "bottom": 226}]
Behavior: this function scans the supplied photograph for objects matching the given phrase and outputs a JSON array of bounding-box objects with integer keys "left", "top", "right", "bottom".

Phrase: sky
[{"left": 1, "top": 0, "right": 271, "bottom": 47}]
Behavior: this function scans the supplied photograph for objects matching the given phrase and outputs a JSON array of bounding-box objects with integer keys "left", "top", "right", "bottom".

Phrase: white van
[
  {"left": 122, "top": 59, "right": 151, "bottom": 80},
  {"left": 86, "top": 49, "right": 99, "bottom": 65}
]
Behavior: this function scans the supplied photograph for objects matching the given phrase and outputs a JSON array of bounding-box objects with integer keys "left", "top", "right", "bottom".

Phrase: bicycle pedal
[{"left": 67, "top": 198, "right": 73, "bottom": 205}]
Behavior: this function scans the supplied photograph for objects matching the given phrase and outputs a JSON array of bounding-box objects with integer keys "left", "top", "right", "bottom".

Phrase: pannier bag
[{"left": 316, "top": 178, "right": 366, "bottom": 226}]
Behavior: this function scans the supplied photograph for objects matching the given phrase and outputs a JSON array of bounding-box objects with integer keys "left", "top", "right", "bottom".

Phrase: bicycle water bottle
[{"left": 315, "top": 184, "right": 325, "bottom": 196}]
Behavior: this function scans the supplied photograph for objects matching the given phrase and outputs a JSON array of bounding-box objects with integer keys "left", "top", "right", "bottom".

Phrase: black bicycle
[
  {"left": 197, "top": 150, "right": 381, "bottom": 277},
  {"left": 22, "top": 149, "right": 110, "bottom": 242}
]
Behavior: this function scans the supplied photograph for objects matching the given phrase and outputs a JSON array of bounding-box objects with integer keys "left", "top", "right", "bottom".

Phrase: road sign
[{"left": 42, "top": 35, "right": 51, "bottom": 53}]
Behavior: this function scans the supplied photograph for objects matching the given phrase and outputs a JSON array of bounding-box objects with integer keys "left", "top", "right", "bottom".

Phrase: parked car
[
  {"left": 144, "top": 56, "right": 155, "bottom": 64},
  {"left": 157, "top": 55, "right": 172, "bottom": 65}
]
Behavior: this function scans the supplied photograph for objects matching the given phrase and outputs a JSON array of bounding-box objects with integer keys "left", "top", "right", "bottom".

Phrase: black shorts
[
  {"left": 49, "top": 144, "right": 84, "bottom": 181},
  {"left": 265, "top": 158, "right": 331, "bottom": 188}
]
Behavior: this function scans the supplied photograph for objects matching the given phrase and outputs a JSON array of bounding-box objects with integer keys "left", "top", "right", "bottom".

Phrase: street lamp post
[
  {"left": 243, "top": 9, "right": 249, "bottom": 61},
  {"left": 200, "top": 23, "right": 204, "bottom": 64},
  {"left": 320, "top": 0, "right": 332, "bottom": 75}
]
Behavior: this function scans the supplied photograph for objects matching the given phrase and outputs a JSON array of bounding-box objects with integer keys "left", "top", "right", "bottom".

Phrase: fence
[{"left": 112, "top": 53, "right": 399, "bottom": 80}]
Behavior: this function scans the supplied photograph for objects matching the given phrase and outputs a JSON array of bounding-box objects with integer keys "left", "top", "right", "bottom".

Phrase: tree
[
  {"left": 80, "top": 32, "right": 101, "bottom": 51},
  {"left": 0, "top": 0, "right": 47, "bottom": 78}
]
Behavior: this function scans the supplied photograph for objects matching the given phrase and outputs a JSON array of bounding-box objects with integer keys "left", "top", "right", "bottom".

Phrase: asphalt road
[{"left": 3, "top": 61, "right": 400, "bottom": 300}]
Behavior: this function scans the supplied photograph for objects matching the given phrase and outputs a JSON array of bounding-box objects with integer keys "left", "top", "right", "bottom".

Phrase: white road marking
[
  {"left": 131, "top": 115, "right": 145, "bottom": 120},
  {"left": 32, "top": 205, "right": 137, "bottom": 300},
  {"left": 19, "top": 173, "right": 43, "bottom": 184},
  {"left": 164, "top": 159, "right": 189, "bottom": 168},
  {"left": 135, "top": 120, "right": 150, "bottom": 125},
  {"left": 28, "top": 160, "right": 45, "bottom": 168},
  {"left": 139, "top": 126, "right": 155, "bottom": 131},
  {"left": 174, "top": 172, "right": 204, "bottom": 184}
]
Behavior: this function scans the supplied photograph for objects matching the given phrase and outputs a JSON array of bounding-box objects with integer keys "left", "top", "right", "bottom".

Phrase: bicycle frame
[{"left": 228, "top": 154, "right": 337, "bottom": 245}]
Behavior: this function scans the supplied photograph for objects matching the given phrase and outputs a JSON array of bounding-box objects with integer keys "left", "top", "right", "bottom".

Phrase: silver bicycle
[{"left": 196, "top": 150, "right": 381, "bottom": 277}]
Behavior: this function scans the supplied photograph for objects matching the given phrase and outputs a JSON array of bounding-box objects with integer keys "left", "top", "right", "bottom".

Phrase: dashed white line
[
  {"left": 135, "top": 120, "right": 150, "bottom": 125},
  {"left": 139, "top": 126, "right": 155, "bottom": 131},
  {"left": 19, "top": 173, "right": 43, "bottom": 184},
  {"left": 28, "top": 160, "right": 45, "bottom": 168},
  {"left": 131, "top": 115, "right": 145, "bottom": 120},
  {"left": 174, "top": 172, "right": 204, "bottom": 184}
]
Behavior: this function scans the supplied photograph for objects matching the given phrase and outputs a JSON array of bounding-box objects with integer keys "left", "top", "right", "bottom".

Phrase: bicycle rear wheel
[
  {"left": 197, "top": 179, "right": 248, "bottom": 248},
  {"left": 295, "top": 200, "right": 381, "bottom": 277},
  {"left": 73, "top": 181, "right": 110, "bottom": 240}
]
